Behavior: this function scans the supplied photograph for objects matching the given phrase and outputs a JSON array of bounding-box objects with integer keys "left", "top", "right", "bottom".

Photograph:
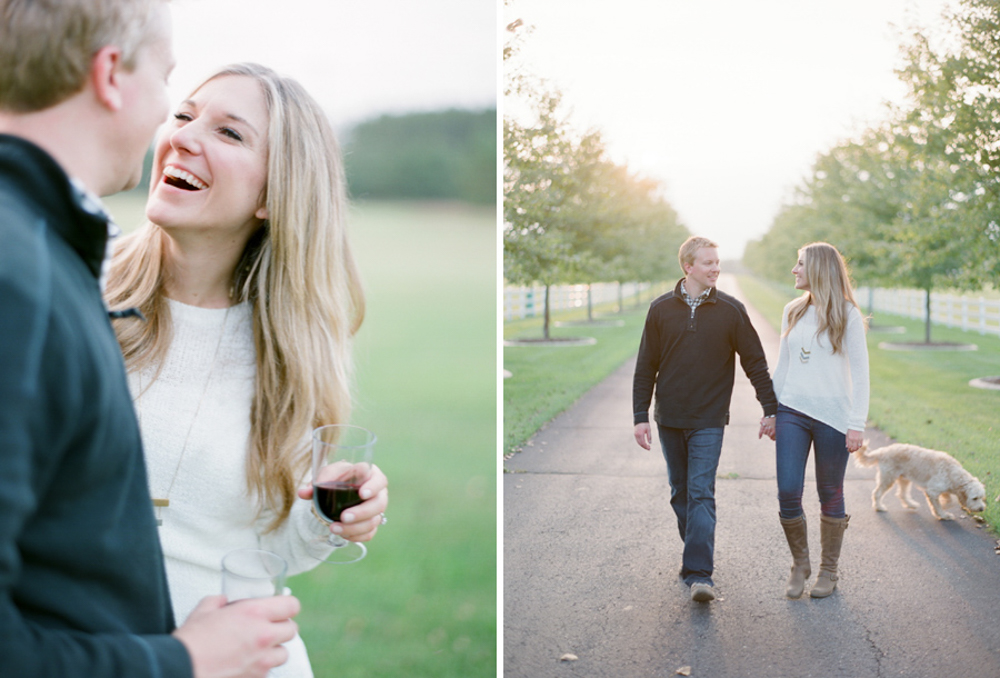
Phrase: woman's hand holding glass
[
  {"left": 302, "top": 424, "right": 384, "bottom": 563},
  {"left": 298, "top": 463, "right": 388, "bottom": 542}
]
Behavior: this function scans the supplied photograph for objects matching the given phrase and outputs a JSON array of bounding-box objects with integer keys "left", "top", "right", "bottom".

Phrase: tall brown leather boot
[
  {"left": 810, "top": 514, "right": 849, "bottom": 598},
  {"left": 779, "top": 514, "right": 810, "bottom": 598}
]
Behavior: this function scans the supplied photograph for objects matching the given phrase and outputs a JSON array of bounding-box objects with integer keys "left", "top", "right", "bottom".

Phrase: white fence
[
  {"left": 503, "top": 282, "right": 658, "bottom": 321},
  {"left": 505, "top": 283, "right": 1000, "bottom": 338},
  {"left": 858, "top": 287, "right": 1000, "bottom": 338}
]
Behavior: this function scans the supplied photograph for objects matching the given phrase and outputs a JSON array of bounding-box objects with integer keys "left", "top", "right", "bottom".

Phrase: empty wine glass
[
  {"left": 221, "top": 548, "right": 288, "bottom": 602},
  {"left": 306, "top": 424, "right": 375, "bottom": 564}
]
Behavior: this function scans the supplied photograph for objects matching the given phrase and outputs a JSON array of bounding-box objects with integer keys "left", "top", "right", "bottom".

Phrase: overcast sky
[
  {"left": 505, "top": 0, "right": 952, "bottom": 260},
  {"left": 168, "top": 0, "right": 497, "bottom": 130}
]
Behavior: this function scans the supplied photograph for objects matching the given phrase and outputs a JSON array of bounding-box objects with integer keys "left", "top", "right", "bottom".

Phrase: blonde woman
[
  {"left": 771, "top": 242, "right": 869, "bottom": 599},
  {"left": 106, "top": 63, "right": 389, "bottom": 676}
]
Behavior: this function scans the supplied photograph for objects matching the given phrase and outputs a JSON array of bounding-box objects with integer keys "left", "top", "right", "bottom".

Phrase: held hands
[
  {"left": 639, "top": 419, "right": 777, "bottom": 443},
  {"left": 633, "top": 423, "right": 652, "bottom": 450},
  {"left": 174, "top": 594, "right": 300, "bottom": 678},
  {"left": 758, "top": 416, "right": 776, "bottom": 441},
  {"left": 298, "top": 463, "right": 389, "bottom": 542}
]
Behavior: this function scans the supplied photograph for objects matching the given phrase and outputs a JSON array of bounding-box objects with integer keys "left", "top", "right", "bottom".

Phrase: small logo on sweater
[{"left": 799, "top": 347, "right": 811, "bottom": 364}]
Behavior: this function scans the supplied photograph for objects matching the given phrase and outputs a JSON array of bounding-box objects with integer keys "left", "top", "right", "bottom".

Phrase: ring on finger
[{"left": 380, "top": 513, "right": 388, "bottom": 525}]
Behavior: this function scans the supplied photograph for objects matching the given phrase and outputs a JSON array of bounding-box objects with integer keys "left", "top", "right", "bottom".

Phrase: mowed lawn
[
  {"left": 103, "top": 194, "right": 499, "bottom": 677},
  {"left": 501, "top": 284, "right": 671, "bottom": 459}
]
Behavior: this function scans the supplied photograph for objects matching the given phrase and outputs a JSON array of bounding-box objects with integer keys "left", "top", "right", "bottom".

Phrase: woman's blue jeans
[
  {"left": 775, "top": 404, "right": 849, "bottom": 520},
  {"left": 657, "top": 425, "right": 725, "bottom": 587}
]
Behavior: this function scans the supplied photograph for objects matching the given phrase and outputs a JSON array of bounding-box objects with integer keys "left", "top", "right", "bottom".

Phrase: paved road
[{"left": 503, "top": 275, "right": 1000, "bottom": 678}]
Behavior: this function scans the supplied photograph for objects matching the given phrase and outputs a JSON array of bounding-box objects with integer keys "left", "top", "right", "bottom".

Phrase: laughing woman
[
  {"left": 771, "top": 242, "right": 869, "bottom": 600},
  {"left": 105, "top": 63, "right": 389, "bottom": 677}
]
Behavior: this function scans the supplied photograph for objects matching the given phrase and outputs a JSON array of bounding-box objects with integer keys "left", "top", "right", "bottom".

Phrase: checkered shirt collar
[
  {"left": 69, "top": 177, "right": 120, "bottom": 294},
  {"left": 680, "top": 280, "right": 712, "bottom": 310}
]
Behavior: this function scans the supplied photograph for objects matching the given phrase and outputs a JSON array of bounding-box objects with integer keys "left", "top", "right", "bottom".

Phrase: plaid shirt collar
[
  {"left": 680, "top": 280, "right": 712, "bottom": 310},
  {"left": 69, "top": 178, "right": 119, "bottom": 294}
]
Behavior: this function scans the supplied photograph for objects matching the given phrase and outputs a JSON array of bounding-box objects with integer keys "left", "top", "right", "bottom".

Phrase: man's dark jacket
[
  {"left": 633, "top": 279, "right": 777, "bottom": 429},
  {"left": 0, "top": 135, "right": 191, "bottom": 677}
]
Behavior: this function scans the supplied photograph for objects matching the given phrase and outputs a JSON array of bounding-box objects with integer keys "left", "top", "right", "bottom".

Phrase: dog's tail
[{"left": 852, "top": 440, "right": 877, "bottom": 467}]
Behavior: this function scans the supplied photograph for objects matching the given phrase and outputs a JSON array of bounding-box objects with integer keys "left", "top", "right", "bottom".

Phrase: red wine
[{"left": 314, "top": 481, "right": 363, "bottom": 522}]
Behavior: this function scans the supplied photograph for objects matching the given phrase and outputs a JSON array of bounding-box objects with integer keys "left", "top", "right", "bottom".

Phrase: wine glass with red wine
[{"left": 306, "top": 424, "right": 375, "bottom": 564}]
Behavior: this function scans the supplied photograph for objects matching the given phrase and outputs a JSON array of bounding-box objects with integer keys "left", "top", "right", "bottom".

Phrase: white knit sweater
[
  {"left": 772, "top": 303, "right": 870, "bottom": 433},
  {"left": 129, "top": 299, "right": 329, "bottom": 678}
]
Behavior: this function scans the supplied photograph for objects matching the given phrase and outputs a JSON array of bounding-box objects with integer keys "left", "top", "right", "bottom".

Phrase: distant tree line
[
  {"left": 343, "top": 108, "right": 496, "bottom": 204},
  {"left": 744, "top": 0, "right": 1000, "bottom": 342},
  {"left": 503, "top": 14, "right": 689, "bottom": 338}
]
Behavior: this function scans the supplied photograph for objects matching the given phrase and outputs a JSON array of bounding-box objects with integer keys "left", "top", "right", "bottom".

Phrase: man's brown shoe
[{"left": 690, "top": 583, "right": 716, "bottom": 602}]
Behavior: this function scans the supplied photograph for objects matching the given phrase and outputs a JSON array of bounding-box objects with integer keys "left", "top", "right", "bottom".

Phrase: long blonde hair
[
  {"left": 105, "top": 63, "right": 365, "bottom": 530},
  {"left": 783, "top": 242, "right": 864, "bottom": 354}
]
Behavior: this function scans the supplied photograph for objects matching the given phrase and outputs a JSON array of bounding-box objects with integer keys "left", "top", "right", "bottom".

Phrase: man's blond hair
[
  {"left": 0, "top": 0, "right": 165, "bottom": 112},
  {"left": 678, "top": 236, "right": 719, "bottom": 271}
]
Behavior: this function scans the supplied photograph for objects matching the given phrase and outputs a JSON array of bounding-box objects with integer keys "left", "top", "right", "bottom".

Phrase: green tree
[
  {"left": 503, "top": 87, "right": 601, "bottom": 338},
  {"left": 343, "top": 108, "right": 496, "bottom": 204},
  {"left": 894, "top": 0, "right": 1000, "bottom": 287},
  {"left": 503, "top": 6, "right": 687, "bottom": 336},
  {"left": 747, "top": 0, "right": 1000, "bottom": 342},
  {"left": 745, "top": 124, "right": 960, "bottom": 342}
]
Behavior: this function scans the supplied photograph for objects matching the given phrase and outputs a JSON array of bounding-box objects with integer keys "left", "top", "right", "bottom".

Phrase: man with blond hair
[
  {"left": 632, "top": 236, "right": 777, "bottom": 602},
  {"left": 0, "top": 1, "right": 299, "bottom": 676}
]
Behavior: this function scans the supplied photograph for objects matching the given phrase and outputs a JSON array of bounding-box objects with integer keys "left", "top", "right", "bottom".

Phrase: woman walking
[{"left": 772, "top": 242, "right": 869, "bottom": 598}]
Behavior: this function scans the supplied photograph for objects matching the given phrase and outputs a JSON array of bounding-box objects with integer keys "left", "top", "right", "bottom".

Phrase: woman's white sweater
[
  {"left": 772, "top": 303, "right": 870, "bottom": 433},
  {"left": 129, "top": 299, "right": 329, "bottom": 678}
]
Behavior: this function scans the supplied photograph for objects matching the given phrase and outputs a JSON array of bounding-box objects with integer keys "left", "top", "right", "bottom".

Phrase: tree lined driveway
[{"left": 504, "top": 275, "right": 1000, "bottom": 678}]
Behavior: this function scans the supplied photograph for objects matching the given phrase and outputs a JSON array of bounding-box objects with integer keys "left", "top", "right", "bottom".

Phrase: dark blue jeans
[
  {"left": 657, "top": 425, "right": 725, "bottom": 586},
  {"left": 775, "top": 404, "right": 849, "bottom": 520}
]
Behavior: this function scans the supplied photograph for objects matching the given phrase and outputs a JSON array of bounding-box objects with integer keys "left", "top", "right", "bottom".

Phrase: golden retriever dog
[{"left": 853, "top": 442, "right": 987, "bottom": 520}]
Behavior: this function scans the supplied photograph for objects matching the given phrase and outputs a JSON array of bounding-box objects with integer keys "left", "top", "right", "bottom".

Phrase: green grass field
[
  {"left": 737, "top": 274, "right": 1000, "bottom": 534},
  {"left": 103, "top": 195, "right": 498, "bottom": 677},
  {"left": 502, "top": 284, "right": 670, "bottom": 460}
]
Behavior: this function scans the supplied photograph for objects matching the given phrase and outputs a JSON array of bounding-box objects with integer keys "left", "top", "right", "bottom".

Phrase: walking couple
[{"left": 633, "top": 236, "right": 869, "bottom": 603}]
